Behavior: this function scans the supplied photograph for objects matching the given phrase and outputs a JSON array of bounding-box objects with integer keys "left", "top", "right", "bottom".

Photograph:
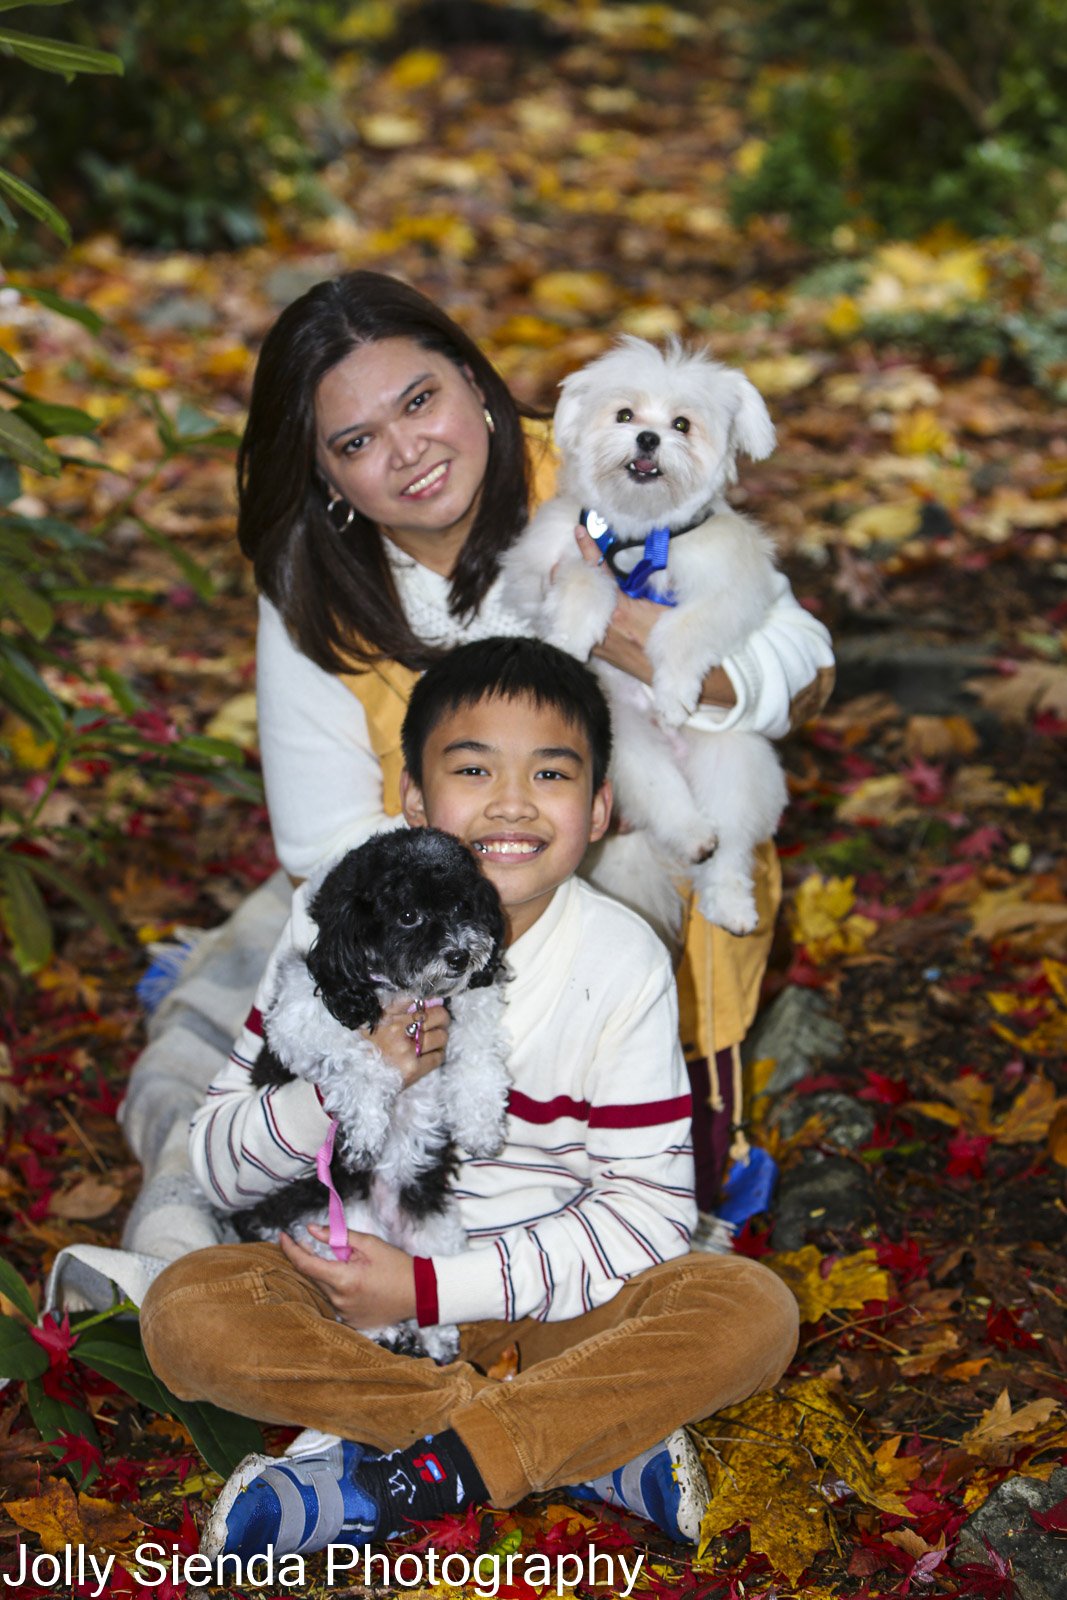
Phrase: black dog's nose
[
  {"left": 444, "top": 949, "right": 469, "bottom": 973},
  {"left": 635, "top": 430, "right": 660, "bottom": 453}
]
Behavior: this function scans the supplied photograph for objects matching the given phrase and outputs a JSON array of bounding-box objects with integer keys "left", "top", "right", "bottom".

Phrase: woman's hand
[
  {"left": 279, "top": 1225, "right": 416, "bottom": 1326},
  {"left": 573, "top": 523, "right": 736, "bottom": 710},
  {"left": 366, "top": 996, "right": 450, "bottom": 1088}
]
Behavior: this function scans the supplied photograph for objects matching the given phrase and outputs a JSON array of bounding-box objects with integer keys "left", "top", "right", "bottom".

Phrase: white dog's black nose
[
  {"left": 635, "top": 430, "right": 660, "bottom": 452},
  {"left": 444, "top": 949, "right": 469, "bottom": 973}
]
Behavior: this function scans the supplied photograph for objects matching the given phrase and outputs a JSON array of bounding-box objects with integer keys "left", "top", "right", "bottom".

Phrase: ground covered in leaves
[{"left": 2, "top": 5, "right": 1066, "bottom": 1597}]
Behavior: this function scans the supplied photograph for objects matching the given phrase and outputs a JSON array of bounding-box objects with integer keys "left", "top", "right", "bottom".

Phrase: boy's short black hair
[{"left": 402, "top": 637, "right": 613, "bottom": 792}]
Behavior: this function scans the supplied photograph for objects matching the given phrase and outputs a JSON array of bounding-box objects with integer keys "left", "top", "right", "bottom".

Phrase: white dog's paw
[
  {"left": 652, "top": 686, "right": 696, "bottom": 728},
  {"left": 697, "top": 876, "right": 759, "bottom": 936}
]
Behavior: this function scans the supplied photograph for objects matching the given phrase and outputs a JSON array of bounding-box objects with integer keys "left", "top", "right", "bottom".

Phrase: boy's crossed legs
[{"left": 141, "top": 1246, "right": 798, "bottom": 1549}]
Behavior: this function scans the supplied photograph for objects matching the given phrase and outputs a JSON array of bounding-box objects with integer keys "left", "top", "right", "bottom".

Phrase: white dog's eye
[
  {"left": 615, "top": 407, "right": 633, "bottom": 424},
  {"left": 398, "top": 909, "right": 423, "bottom": 928},
  {"left": 672, "top": 417, "right": 690, "bottom": 433}
]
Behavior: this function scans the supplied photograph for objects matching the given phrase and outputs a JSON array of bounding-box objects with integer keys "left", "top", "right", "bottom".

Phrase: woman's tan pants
[{"left": 141, "top": 1244, "right": 799, "bottom": 1508}]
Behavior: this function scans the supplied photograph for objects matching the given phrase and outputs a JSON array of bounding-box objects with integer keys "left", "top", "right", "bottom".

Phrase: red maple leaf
[
  {"left": 51, "top": 1429, "right": 103, "bottom": 1478},
  {"left": 402, "top": 1505, "right": 487, "bottom": 1553},
  {"left": 954, "top": 825, "right": 1004, "bottom": 860},
  {"left": 1032, "top": 1493, "right": 1067, "bottom": 1533},
  {"left": 859, "top": 1070, "right": 910, "bottom": 1106},
  {"left": 876, "top": 1236, "right": 932, "bottom": 1285},
  {"left": 30, "top": 1312, "right": 78, "bottom": 1370},
  {"left": 945, "top": 1130, "right": 992, "bottom": 1180},
  {"left": 985, "top": 1305, "right": 1041, "bottom": 1351},
  {"left": 732, "top": 1219, "right": 773, "bottom": 1258},
  {"left": 903, "top": 757, "right": 947, "bottom": 804}
]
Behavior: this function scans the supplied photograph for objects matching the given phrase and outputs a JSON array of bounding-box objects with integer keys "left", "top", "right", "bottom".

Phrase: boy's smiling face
[{"left": 400, "top": 693, "right": 612, "bottom": 944}]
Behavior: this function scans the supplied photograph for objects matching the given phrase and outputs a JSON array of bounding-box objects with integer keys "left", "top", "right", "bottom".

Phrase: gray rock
[
  {"left": 954, "top": 1467, "right": 1067, "bottom": 1600},
  {"left": 265, "top": 262, "right": 339, "bottom": 306},
  {"left": 140, "top": 294, "right": 216, "bottom": 332},
  {"left": 771, "top": 1154, "right": 875, "bottom": 1250},
  {"left": 743, "top": 986, "right": 846, "bottom": 1096},
  {"left": 834, "top": 633, "right": 997, "bottom": 717},
  {"left": 770, "top": 1091, "right": 876, "bottom": 1150}
]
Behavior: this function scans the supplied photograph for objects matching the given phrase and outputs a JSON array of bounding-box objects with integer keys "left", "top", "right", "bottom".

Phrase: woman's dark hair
[
  {"left": 237, "top": 271, "right": 537, "bottom": 672},
  {"left": 401, "top": 637, "right": 613, "bottom": 794}
]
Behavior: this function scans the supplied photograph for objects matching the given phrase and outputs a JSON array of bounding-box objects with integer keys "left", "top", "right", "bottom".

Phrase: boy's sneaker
[
  {"left": 570, "top": 1427, "right": 710, "bottom": 1544},
  {"left": 202, "top": 1439, "right": 390, "bottom": 1561}
]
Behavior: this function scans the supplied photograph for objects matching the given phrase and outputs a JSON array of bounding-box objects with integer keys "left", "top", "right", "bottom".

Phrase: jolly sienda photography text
[{"left": 5, "top": 1541, "right": 647, "bottom": 1597}]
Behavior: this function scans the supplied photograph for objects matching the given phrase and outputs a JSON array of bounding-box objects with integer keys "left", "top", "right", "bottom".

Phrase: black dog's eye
[
  {"left": 616, "top": 407, "right": 633, "bottom": 423},
  {"left": 672, "top": 416, "right": 690, "bottom": 433},
  {"left": 398, "top": 909, "right": 423, "bottom": 928}
]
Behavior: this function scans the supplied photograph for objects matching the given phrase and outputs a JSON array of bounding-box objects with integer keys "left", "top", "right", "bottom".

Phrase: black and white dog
[{"left": 233, "top": 828, "right": 510, "bottom": 1361}]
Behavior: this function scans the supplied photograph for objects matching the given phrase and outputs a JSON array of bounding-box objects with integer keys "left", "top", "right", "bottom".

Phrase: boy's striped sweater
[{"left": 190, "top": 874, "right": 696, "bottom": 1326}]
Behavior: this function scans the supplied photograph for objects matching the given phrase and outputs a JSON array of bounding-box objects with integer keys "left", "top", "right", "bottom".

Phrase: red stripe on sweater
[
  {"left": 413, "top": 1256, "right": 439, "bottom": 1328},
  {"left": 245, "top": 1007, "right": 264, "bottom": 1037},
  {"left": 506, "top": 1089, "right": 691, "bottom": 1129},
  {"left": 589, "top": 1093, "right": 692, "bottom": 1129}
]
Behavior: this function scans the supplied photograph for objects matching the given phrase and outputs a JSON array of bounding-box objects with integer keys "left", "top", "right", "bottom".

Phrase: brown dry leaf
[
  {"left": 836, "top": 774, "right": 919, "bottom": 825},
  {"left": 741, "top": 354, "right": 821, "bottom": 396},
  {"left": 952, "top": 765, "right": 1009, "bottom": 807},
  {"left": 968, "top": 883, "right": 1067, "bottom": 943},
  {"left": 843, "top": 502, "right": 923, "bottom": 548},
  {"left": 943, "top": 1357, "right": 993, "bottom": 1381},
  {"left": 966, "top": 662, "right": 1067, "bottom": 723},
  {"left": 898, "top": 1326, "right": 961, "bottom": 1377},
  {"left": 903, "top": 714, "right": 980, "bottom": 760},
  {"left": 76, "top": 1494, "right": 140, "bottom": 1546},
  {"left": 694, "top": 1375, "right": 911, "bottom": 1583},
  {"left": 1049, "top": 1106, "right": 1067, "bottom": 1167},
  {"left": 49, "top": 1175, "right": 123, "bottom": 1221},
  {"left": 884, "top": 1528, "right": 938, "bottom": 1559},
  {"left": 767, "top": 1246, "right": 890, "bottom": 1326},
  {"left": 872, "top": 1435, "right": 923, "bottom": 1494},
  {"left": 204, "top": 690, "right": 258, "bottom": 750},
  {"left": 6, "top": 1480, "right": 84, "bottom": 1553},
  {"left": 961, "top": 1389, "right": 1061, "bottom": 1458},
  {"left": 996, "top": 1075, "right": 1065, "bottom": 1144}
]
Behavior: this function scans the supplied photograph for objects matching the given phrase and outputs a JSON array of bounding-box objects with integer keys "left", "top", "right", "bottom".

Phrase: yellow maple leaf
[
  {"left": 694, "top": 1375, "right": 911, "bottom": 1583},
  {"left": 385, "top": 49, "right": 444, "bottom": 91},
  {"left": 843, "top": 501, "right": 924, "bottom": 548},
  {"left": 531, "top": 271, "right": 617, "bottom": 318},
  {"left": 3, "top": 714, "right": 56, "bottom": 771},
  {"left": 767, "top": 1245, "right": 890, "bottom": 1325},
  {"left": 893, "top": 409, "right": 954, "bottom": 457},
  {"left": 825, "top": 296, "right": 862, "bottom": 338},
  {"left": 790, "top": 874, "right": 878, "bottom": 964},
  {"left": 1005, "top": 782, "right": 1046, "bottom": 811}
]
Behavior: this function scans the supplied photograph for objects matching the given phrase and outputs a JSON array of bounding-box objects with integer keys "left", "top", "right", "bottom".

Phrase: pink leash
[{"left": 315, "top": 1117, "right": 352, "bottom": 1262}]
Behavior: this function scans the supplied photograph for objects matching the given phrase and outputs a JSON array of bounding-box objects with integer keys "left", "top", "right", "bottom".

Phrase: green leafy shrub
[
  {"left": 731, "top": 0, "right": 1067, "bottom": 244},
  {"left": 0, "top": 0, "right": 340, "bottom": 250},
  {"left": 1, "top": 6, "right": 259, "bottom": 975},
  {"left": 0, "top": 319, "right": 259, "bottom": 974}
]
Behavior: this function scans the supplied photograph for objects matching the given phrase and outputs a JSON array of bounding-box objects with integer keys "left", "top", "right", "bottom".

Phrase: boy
[{"left": 141, "top": 638, "right": 798, "bottom": 1561}]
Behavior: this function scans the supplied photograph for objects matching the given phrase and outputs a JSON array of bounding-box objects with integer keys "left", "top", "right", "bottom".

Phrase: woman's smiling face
[{"left": 314, "top": 336, "right": 492, "bottom": 569}]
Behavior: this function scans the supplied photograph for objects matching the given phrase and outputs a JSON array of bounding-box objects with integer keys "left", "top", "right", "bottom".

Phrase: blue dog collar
[{"left": 582, "top": 510, "right": 677, "bottom": 607}]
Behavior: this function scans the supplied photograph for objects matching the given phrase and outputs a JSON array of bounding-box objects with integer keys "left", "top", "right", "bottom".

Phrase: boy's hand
[
  {"left": 367, "top": 996, "right": 450, "bottom": 1087},
  {"left": 279, "top": 1225, "right": 417, "bottom": 1326}
]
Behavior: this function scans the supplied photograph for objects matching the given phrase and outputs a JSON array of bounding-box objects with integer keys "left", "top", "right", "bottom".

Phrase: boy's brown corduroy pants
[{"left": 141, "top": 1245, "right": 798, "bottom": 1507}]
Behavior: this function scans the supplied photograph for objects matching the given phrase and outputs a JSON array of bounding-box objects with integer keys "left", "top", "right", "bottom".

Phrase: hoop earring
[
  {"left": 326, "top": 489, "right": 356, "bottom": 533},
  {"left": 483, "top": 407, "right": 495, "bottom": 436}
]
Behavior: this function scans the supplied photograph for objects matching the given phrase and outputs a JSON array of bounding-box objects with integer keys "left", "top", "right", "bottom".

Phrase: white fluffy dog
[{"left": 503, "top": 336, "right": 788, "bottom": 942}]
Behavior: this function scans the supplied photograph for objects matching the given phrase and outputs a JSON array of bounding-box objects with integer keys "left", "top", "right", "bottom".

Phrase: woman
[{"left": 119, "top": 271, "right": 834, "bottom": 1264}]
